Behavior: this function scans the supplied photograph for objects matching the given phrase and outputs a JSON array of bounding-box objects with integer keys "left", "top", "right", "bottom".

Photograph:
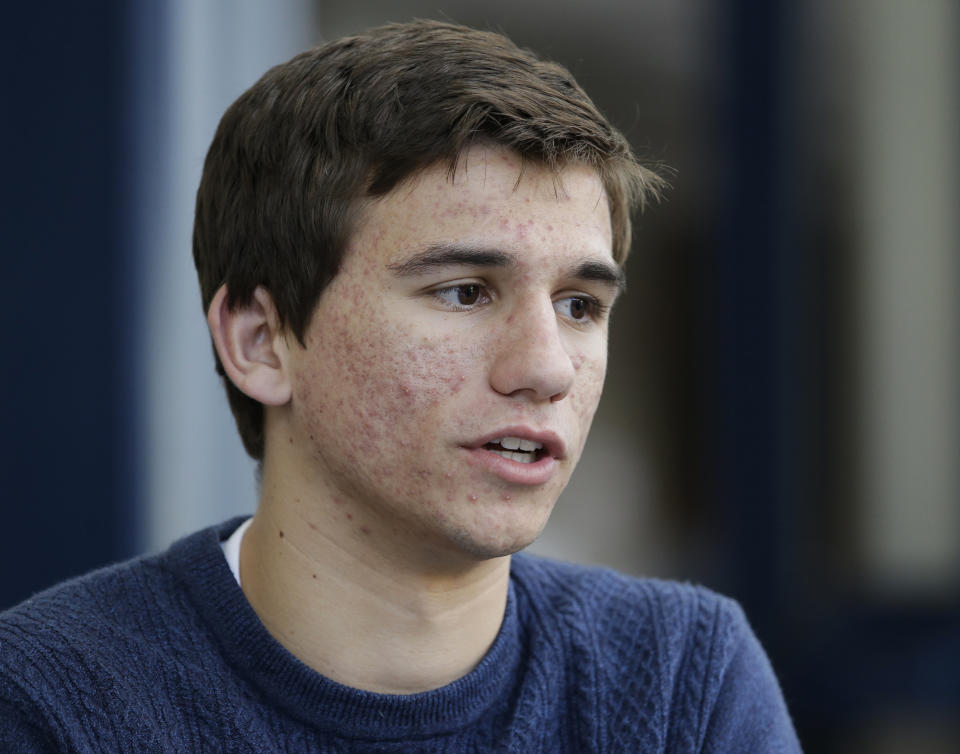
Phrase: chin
[
  {"left": 445, "top": 516, "right": 549, "bottom": 562},
  {"left": 451, "top": 537, "right": 536, "bottom": 562}
]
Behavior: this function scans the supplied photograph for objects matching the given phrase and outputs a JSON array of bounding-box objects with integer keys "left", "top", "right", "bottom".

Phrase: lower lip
[{"left": 463, "top": 447, "right": 559, "bottom": 485}]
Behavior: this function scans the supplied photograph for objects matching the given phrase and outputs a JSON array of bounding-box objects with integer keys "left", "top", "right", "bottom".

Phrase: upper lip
[{"left": 464, "top": 426, "right": 567, "bottom": 460}]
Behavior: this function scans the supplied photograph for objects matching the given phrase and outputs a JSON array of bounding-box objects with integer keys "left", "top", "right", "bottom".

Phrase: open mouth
[{"left": 482, "top": 437, "right": 546, "bottom": 465}]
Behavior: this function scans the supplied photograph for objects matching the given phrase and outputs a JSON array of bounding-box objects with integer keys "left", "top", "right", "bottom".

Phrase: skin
[{"left": 209, "top": 144, "right": 618, "bottom": 693}]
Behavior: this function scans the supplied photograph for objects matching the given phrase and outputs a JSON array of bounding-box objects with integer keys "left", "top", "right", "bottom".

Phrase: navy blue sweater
[{"left": 0, "top": 518, "right": 801, "bottom": 751}]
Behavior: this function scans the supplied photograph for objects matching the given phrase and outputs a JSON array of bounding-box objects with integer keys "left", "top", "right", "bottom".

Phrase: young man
[{"left": 0, "top": 20, "right": 801, "bottom": 751}]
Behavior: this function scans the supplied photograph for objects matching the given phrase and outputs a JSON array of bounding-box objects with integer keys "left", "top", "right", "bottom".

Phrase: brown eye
[
  {"left": 457, "top": 284, "right": 480, "bottom": 306},
  {"left": 432, "top": 283, "right": 490, "bottom": 310},
  {"left": 554, "top": 295, "right": 605, "bottom": 323}
]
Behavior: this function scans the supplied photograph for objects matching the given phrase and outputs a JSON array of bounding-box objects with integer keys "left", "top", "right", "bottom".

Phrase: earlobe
[{"left": 207, "top": 285, "right": 292, "bottom": 406}]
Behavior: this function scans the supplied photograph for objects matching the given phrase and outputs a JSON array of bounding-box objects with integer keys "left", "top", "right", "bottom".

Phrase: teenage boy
[{"left": 0, "top": 20, "right": 801, "bottom": 752}]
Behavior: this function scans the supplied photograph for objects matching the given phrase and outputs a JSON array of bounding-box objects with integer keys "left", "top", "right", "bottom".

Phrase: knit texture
[{"left": 0, "top": 518, "right": 801, "bottom": 752}]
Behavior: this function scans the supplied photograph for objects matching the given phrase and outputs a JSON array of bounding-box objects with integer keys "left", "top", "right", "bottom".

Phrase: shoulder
[
  {"left": 0, "top": 552, "right": 170, "bottom": 747},
  {"left": 0, "top": 521, "right": 236, "bottom": 748},
  {"left": 510, "top": 553, "right": 801, "bottom": 752},
  {"left": 510, "top": 551, "right": 744, "bottom": 648},
  {"left": 0, "top": 547, "right": 182, "bottom": 682},
  {"left": 1, "top": 550, "right": 173, "bottom": 655},
  {"left": 0, "top": 520, "right": 239, "bottom": 674},
  {"left": 510, "top": 553, "right": 748, "bottom": 702}
]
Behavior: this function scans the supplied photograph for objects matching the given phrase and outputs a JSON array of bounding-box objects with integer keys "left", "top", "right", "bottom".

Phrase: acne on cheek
[
  {"left": 375, "top": 334, "right": 486, "bottom": 503},
  {"left": 564, "top": 351, "right": 606, "bottom": 420},
  {"left": 297, "top": 296, "right": 473, "bottom": 473},
  {"left": 394, "top": 336, "right": 473, "bottom": 402}
]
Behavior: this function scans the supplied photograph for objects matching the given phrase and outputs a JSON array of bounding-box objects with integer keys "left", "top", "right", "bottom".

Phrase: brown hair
[{"left": 193, "top": 19, "right": 664, "bottom": 459}]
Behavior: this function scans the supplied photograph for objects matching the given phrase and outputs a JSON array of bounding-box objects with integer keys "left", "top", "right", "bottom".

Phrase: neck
[{"left": 239, "top": 474, "right": 511, "bottom": 694}]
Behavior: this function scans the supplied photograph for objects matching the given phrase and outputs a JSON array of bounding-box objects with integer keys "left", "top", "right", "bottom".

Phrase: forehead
[{"left": 348, "top": 146, "right": 614, "bottom": 271}]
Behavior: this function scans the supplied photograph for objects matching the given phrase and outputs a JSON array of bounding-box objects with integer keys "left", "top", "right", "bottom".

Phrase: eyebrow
[
  {"left": 387, "top": 244, "right": 516, "bottom": 276},
  {"left": 388, "top": 242, "right": 625, "bottom": 294},
  {"left": 568, "top": 259, "right": 627, "bottom": 295}
]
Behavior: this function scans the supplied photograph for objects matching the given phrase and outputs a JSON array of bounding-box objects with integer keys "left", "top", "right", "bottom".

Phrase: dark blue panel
[
  {"left": 702, "top": 0, "right": 795, "bottom": 628},
  {"left": 1, "top": 1, "right": 139, "bottom": 609}
]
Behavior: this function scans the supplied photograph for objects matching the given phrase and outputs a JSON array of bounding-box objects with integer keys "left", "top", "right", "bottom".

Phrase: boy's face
[{"left": 279, "top": 145, "right": 619, "bottom": 562}]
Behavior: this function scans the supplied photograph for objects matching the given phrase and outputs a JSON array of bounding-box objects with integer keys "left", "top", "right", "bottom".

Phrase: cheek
[
  {"left": 392, "top": 335, "right": 475, "bottom": 406},
  {"left": 570, "top": 344, "right": 607, "bottom": 420},
  {"left": 293, "top": 298, "right": 481, "bottom": 480}
]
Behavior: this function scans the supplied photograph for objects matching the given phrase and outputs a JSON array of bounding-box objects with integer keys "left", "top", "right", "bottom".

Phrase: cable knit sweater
[{"left": 0, "top": 518, "right": 801, "bottom": 752}]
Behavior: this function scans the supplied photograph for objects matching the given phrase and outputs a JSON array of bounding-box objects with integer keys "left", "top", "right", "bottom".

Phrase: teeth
[
  {"left": 490, "top": 449, "right": 536, "bottom": 464},
  {"left": 493, "top": 437, "right": 543, "bottom": 452}
]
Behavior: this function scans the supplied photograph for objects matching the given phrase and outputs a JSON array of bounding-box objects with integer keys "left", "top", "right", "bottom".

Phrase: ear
[{"left": 207, "top": 284, "right": 292, "bottom": 406}]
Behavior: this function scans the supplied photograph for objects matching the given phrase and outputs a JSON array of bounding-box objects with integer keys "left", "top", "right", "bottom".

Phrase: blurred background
[{"left": 3, "top": 1, "right": 958, "bottom": 750}]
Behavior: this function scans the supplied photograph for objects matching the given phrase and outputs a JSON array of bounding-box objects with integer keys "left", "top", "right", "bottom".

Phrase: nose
[{"left": 488, "top": 299, "right": 576, "bottom": 402}]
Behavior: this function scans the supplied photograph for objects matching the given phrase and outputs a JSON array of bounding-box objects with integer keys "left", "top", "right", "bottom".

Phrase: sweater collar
[{"left": 166, "top": 518, "right": 524, "bottom": 739}]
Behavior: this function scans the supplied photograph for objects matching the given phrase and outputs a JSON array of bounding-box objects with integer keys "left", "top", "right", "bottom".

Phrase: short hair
[{"left": 193, "top": 19, "right": 664, "bottom": 460}]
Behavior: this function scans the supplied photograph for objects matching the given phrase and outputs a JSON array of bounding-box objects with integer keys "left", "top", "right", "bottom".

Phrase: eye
[
  {"left": 432, "top": 283, "right": 492, "bottom": 310},
  {"left": 554, "top": 295, "right": 608, "bottom": 323}
]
